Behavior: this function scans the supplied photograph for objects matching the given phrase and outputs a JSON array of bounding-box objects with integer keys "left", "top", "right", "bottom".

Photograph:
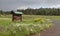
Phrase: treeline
[
  {"left": 17, "top": 8, "right": 60, "bottom": 15},
  {"left": 0, "top": 10, "right": 11, "bottom": 15},
  {"left": 0, "top": 8, "right": 60, "bottom": 15}
]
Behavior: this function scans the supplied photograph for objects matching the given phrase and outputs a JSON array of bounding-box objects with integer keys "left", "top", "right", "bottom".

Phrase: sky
[{"left": 0, "top": 0, "right": 60, "bottom": 11}]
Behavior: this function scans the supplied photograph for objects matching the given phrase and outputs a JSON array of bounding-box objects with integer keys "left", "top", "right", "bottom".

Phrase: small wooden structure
[{"left": 11, "top": 11, "right": 23, "bottom": 21}]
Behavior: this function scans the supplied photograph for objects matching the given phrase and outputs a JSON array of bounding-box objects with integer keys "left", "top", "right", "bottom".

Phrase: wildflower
[
  {"left": 30, "top": 29, "right": 33, "bottom": 32},
  {"left": 34, "top": 18, "right": 42, "bottom": 22}
]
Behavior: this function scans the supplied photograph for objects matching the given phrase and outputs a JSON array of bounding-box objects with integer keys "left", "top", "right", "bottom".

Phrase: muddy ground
[
  {"left": 41, "top": 19, "right": 60, "bottom": 36},
  {"left": 31, "top": 19, "right": 60, "bottom": 36}
]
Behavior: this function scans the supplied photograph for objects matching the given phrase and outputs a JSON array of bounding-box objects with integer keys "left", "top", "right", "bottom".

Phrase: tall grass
[{"left": 0, "top": 16, "right": 53, "bottom": 36}]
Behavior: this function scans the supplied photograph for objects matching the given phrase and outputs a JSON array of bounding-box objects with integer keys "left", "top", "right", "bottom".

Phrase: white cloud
[
  {"left": 17, "top": 6, "right": 28, "bottom": 9},
  {"left": 49, "top": 5, "right": 60, "bottom": 8},
  {"left": 0, "top": 0, "right": 60, "bottom": 11}
]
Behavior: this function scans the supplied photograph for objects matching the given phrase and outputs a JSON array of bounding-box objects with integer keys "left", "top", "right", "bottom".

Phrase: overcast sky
[{"left": 0, "top": 0, "right": 60, "bottom": 11}]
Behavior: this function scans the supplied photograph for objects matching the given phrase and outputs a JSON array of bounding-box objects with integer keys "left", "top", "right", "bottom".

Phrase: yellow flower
[{"left": 34, "top": 18, "right": 42, "bottom": 22}]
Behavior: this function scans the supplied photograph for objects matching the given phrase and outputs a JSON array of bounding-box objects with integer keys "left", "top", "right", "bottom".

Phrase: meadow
[
  {"left": 0, "top": 15, "right": 60, "bottom": 36},
  {"left": 0, "top": 15, "right": 60, "bottom": 19}
]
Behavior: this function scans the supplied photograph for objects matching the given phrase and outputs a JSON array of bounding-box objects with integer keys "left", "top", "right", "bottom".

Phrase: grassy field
[
  {"left": 0, "top": 15, "right": 60, "bottom": 19},
  {"left": 0, "top": 15, "right": 59, "bottom": 36},
  {"left": 23, "top": 15, "right": 60, "bottom": 19}
]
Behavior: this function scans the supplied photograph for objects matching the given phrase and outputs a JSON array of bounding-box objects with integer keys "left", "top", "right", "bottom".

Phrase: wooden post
[
  {"left": 12, "top": 14, "right": 14, "bottom": 21},
  {"left": 19, "top": 14, "right": 22, "bottom": 21}
]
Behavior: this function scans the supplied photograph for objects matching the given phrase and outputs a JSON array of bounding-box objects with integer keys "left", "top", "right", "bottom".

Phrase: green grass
[
  {"left": 23, "top": 15, "right": 60, "bottom": 20},
  {"left": 0, "top": 15, "right": 60, "bottom": 19},
  {"left": 0, "top": 15, "right": 57, "bottom": 36}
]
